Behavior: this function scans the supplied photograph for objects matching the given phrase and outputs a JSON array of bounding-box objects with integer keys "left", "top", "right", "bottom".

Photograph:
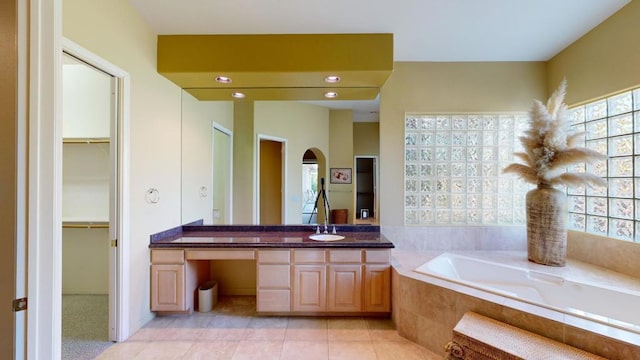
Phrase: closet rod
[
  {"left": 62, "top": 222, "right": 109, "bottom": 229},
  {"left": 63, "top": 138, "right": 110, "bottom": 144}
]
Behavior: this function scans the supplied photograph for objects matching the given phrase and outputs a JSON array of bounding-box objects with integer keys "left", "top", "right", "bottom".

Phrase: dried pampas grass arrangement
[
  {"left": 503, "top": 79, "right": 607, "bottom": 188},
  {"left": 504, "top": 80, "right": 607, "bottom": 266}
]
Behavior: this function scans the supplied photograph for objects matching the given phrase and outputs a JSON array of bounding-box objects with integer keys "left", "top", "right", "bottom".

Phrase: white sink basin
[{"left": 308, "top": 234, "right": 345, "bottom": 241}]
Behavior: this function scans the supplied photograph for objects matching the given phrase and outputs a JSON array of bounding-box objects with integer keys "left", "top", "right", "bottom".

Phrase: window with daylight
[
  {"left": 404, "top": 113, "right": 532, "bottom": 225},
  {"left": 567, "top": 88, "right": 640, "bottom": 242}
]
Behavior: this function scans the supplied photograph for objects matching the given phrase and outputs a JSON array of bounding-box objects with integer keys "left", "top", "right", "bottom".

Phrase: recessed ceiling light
[
  {"left": 324, "top": 92, "right": 338, "bottom": 99},
  {"left": 324, "top": 76, "right": 340, "bottom": 83},
  {"left": 215, "top": 76, "right": 232, "bottom": 84},
  {"left": 232, "top": 92, "right": 245, "bottom": 99}
]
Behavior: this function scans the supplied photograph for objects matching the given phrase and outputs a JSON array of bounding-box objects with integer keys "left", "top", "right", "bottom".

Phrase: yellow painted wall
[
  {"left": 548, "top": 1, "right": 640, "bottom": 105},
  {"left": 329, "top": 110, "right": 354, "bottom": 223},
  {"left": 379, "top": 61, "right": 547, "bottom": 225},
  {"left": 353, "top": 122, "right": 379, "bottom": 156},
  {"left": 210, "top": 260, "right": 257, "bottom": 296},
  {"left": 64, "top": 0, "right": 183, "bottom": 333},
  {"left": 181, "top": 93, "right": 233, "bottom": 224},
  {"left": 254, "top": 101, "right": 330, "bottom": 224}
]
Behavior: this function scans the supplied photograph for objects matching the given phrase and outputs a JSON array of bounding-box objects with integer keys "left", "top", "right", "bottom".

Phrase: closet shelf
[
  {"left": 63, "top": 137, "right": 110, "bottom": 144},
  {"left": 62, "top": 221, "right": 109, "bottom": 229}
]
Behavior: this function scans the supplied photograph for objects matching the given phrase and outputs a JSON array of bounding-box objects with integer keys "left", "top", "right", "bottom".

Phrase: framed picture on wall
[{"left": 330, "top": 168, "right": 352, "bottom": 184}]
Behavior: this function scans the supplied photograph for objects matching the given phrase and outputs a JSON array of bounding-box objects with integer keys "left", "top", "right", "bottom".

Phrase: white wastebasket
[{"left": 198, "top": 281, "right": 218, "bottom": 312}]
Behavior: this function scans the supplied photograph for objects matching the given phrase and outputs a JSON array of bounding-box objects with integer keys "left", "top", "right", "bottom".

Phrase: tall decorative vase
[{"left": 525, "top": 185, "right": 567, "bottom": 266}]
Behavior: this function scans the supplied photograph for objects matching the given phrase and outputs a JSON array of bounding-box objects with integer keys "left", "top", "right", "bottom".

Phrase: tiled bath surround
[
  {"left": 568, "top": 230, "right": 640, "bottom": 279},
  {"left": 384, "top": 225, "right": 640, "bottom": 359}
]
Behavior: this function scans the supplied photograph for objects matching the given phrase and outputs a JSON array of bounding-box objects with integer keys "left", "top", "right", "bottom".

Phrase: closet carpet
[{"left": 62, "top": 294, "right": 113, "bottom": 360}]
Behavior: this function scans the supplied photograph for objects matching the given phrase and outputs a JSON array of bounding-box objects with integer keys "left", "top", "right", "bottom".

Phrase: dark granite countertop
[{"left": 149, "top": 224, "right": 394, "bottom": 249}]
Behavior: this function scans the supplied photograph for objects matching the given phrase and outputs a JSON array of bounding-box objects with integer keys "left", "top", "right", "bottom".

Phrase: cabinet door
[
  {"left": 292, "top": 265, "right": 326, "bottom": 312},
  {"left": 151, "top": 264, "right": 186, "bottom": 311},
  {"left": 364, "top": 265, "right": 390, "bottom": 312},
  {"left": 328, "top": 265, "right": 362, "bottom": 312}
]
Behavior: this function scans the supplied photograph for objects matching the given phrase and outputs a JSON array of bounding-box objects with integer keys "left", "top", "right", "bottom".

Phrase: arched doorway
[{"left": 301, "top": 148, "right": 327, "bottom": 224}]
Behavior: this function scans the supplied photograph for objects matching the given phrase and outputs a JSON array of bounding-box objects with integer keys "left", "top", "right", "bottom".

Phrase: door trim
[{"left": 27, "top": 0, "right": 63, "bottom": 357}]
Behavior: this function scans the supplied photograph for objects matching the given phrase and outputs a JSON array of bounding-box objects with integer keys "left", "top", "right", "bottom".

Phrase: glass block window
[
  {"left": 404, "top": 113, "right": 531, "bottom": 225},
  {"left": 568, "top": 88, "right": 640, "bottom": 242}
]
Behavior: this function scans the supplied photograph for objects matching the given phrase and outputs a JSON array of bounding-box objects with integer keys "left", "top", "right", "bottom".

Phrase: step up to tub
[{"left": 445, "top": 312, "right": 605, "bottom": 360}]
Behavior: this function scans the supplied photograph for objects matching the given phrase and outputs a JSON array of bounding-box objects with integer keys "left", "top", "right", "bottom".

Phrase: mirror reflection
[{"left": 180, "top": 90, "right": 380, "bottom": 225}]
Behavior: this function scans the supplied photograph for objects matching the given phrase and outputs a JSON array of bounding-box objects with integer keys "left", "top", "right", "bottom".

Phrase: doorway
[
  {"left": 258, "top": 137, "right": 285, "bottom": 224},
  {"left": 355, "top": 157, "right": 377, "bottom": 224},
  {"left": 302, "top": 150, "right": 319, "bottom": 224},
  {"left": 61, "top": 44, "right": 124, "bottom": 357}
]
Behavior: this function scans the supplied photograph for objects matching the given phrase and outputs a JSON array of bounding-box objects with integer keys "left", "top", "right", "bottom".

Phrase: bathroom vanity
[{"left": 149, "top": 224, "right": 394, "bottom": 315}]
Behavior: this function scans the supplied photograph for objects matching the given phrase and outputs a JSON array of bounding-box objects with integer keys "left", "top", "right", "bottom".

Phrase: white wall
[
  {"left": 64, "top": 0, "right": 183, "bottom": 332},
  {"left": 62, "top": 63, "right": 111, "bottom": 138}
]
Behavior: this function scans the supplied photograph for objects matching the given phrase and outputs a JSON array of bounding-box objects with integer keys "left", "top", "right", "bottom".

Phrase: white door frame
[
  {"left": 27, "top": 0, "right": 63, "bottom": 357},
  {"left": 255, "top": 134, "right": 287, "bottom": 224},
  {"left": 62, "top": 38, "right": 131, "bottom": 342},
  {"left": 212, "top": 123, "right": 233, "bottom": 224}
]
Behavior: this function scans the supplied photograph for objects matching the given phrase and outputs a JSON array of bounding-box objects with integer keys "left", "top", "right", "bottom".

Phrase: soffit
[{"left": 157, "top": 33, "right": 393, "bottom": 101}]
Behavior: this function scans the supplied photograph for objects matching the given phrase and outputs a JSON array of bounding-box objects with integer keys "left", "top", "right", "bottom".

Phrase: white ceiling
[{"left": 128, "top": 0, "right": 629, "bottom": 121}]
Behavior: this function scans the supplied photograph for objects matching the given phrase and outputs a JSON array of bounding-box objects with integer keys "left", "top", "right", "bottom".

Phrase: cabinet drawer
[
  {"left": 364, "top": 250, "right": 390, "bottom": 264},
  {"left": 328, "top": 249, "right": 362, "bottom": 263},
  {"left": 258, "top": 250, "right": 290, "bottom": 264},
  {"left": 186, "top": 249, "right": 255, "bottom": 260},
  {"left": 151, "top": 249, "right": 184, "bottom": 264},
  {"left": 257, "top": 289, "right": 291, "bottom": 312},
  {"left": 258, "top": 264, "right": 291, "bottom": 288},
  {"left": 293, "top": 249, "right": 326, "bottom": 263}
]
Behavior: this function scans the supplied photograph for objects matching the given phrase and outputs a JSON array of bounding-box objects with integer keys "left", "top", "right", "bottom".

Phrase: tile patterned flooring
[{"left": 97, "top": 296, "right": 441, "bottom": 360}]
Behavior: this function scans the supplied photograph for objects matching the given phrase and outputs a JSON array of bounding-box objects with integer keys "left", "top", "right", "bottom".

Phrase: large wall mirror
[{"left": 180, "top": 90, "right": 381, "bottom": 225}]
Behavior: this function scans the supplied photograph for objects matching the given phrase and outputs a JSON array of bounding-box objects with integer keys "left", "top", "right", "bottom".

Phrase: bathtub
[{"left": 413, "top": 253, "right": 640, "bottom": 336}]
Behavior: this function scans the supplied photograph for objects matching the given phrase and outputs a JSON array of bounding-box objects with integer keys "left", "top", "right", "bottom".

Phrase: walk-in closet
[{"left": 62, "top": 53, "right": 115, "bottom": 359}]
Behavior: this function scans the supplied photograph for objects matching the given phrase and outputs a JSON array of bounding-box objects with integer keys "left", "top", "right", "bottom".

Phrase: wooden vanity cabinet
[
  {"left": 291, "top": 248, "right": 390, "bottom": 314},
  {"left": 150, "top": 249, "right": 187, "bottom": 312},
  {"left": 150, "top": 246, "right": 391, "bottom": 315}
]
